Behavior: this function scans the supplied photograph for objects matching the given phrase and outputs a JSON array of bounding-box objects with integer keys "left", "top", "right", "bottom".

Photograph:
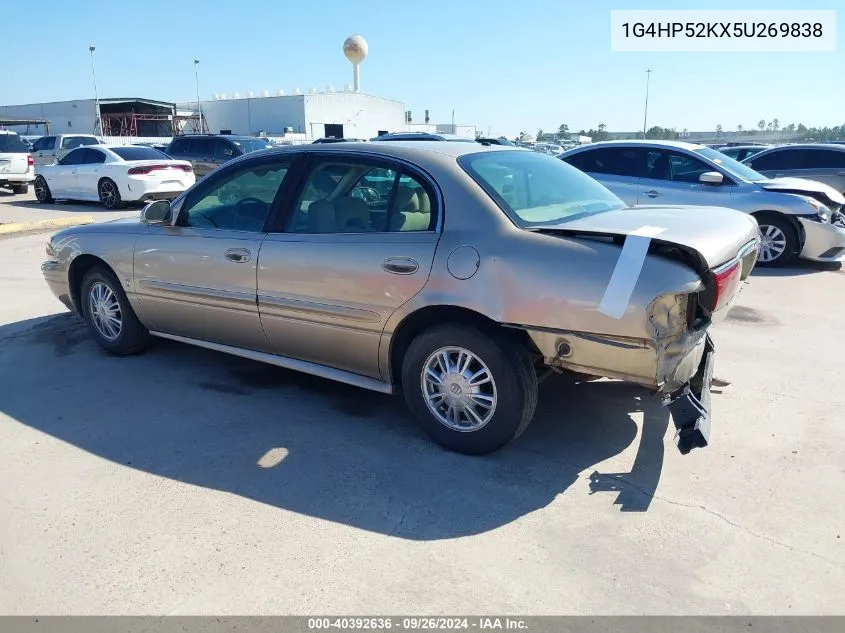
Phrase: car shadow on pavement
[
  {"left": 0, "top": 312, "right": 672, "bottom": 541},
  {"left": 0, "top": 198, "right": 136, "bottom": 212},
  {"left": 751, "top": 259, "right": 842, "bottom": 277}
]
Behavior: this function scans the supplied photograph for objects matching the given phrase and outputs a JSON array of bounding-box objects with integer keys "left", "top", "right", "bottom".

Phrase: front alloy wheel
[
  {"left": 421, "top": 346, "right": 498, "bottom": 431},
  {"left": 88, "top": 281, "right": 122, "bottom": 341},
  {"left": 34, "top": 176, "right": 52, "bottom": 203},
  {"left": 756, "top": 215, "right": 797, "bottom": 266}
]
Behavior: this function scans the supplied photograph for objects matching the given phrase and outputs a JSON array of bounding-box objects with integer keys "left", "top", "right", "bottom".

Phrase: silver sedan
[{"left": 561, "top": 140, "right": 845, "bottom": 266}]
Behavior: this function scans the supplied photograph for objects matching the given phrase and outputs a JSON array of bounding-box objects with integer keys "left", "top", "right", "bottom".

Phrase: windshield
[
  {"left": 459, "top": 150, "right": 626, "bottom": 227},
  {"left": 112, "top": 146, "right": 170, "bottom": 161},
  {"left": 694, "top": 147, "right": 767, "bottom": 182},
  {"left": 232, "top": 139, "right": 273, "bottom": 153}
]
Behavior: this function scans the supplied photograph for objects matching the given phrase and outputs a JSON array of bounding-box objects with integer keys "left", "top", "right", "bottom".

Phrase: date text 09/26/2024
[{"left": 307, "top": 617, "right": 528, "bottom": 630}]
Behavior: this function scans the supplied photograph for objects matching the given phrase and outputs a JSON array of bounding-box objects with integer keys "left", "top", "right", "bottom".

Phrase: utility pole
[
  {"left": 89, "top": 46, "right": 101, "bottom": 136},
  {"left": 642, "top": 69, "right": 652, "bottom": 139},
  {"left": 194, "top": 59, "right": 203, "bottom": 133}
]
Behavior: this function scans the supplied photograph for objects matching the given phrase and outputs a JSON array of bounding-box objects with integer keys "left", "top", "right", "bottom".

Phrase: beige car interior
[{"left": 302, "top": 164, "right": 432, "bottom": 233}]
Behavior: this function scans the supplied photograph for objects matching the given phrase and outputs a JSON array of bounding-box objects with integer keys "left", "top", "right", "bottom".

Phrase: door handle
[
  {"left": 225, "top": 248, "right": 252, "bottom": 263},
  {"left": 382, "top": 257, "right": 419, "bottom": 275},
  {"left": 774, "top": 173, "right": 785, "bottom": 177},
  {"left": 643, "top": 190, "right": 662, "bottom": 198}
]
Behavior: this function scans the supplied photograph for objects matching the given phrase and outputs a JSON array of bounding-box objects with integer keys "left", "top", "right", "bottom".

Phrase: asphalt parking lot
[{"left": 0, "top": 193, "right": 843, "bottom": 615}]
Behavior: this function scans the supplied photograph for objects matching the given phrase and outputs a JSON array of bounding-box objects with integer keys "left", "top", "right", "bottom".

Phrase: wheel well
[
  {"left": 68, "top": 255, "right": 112, "bottom": 315},
  {"left": 751, "top": 210, "right": 804, "bottom": 248},
  {"left": 388, "top": 305, "right": 535, "bottom": 385}
]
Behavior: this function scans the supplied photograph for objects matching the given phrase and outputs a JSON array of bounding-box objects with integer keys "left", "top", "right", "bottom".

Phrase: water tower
[{"left": 343, "top": 34, "right": 368, "bottom": 93}]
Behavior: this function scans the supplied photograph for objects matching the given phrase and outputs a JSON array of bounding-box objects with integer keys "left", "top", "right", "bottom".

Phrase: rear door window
[
  {"left": 60, "top": 148, "right": 86, "bottom": 165},
  {"left": 168, "top": 138, "right": 190, "bottom": 155},
  {"left": 192, "top": 138, "right": 216, "bottom": 157},
  {"left": 801, "top": 149, "right": 845, "bottom": 169},
  {"left": 81, "top": 148, "right": 107, "bottom": 164},
  {"left": 565, "top": 148, "right": 643, "bottom": 178},
  {"left": 747, "top": 149, "right": 804, "bottom": 171}
]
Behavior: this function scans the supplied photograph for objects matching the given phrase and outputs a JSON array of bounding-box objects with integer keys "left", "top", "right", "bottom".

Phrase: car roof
[
  {"left": 372, "top": 132, "right": 476, "bottom": 142},
  {"left": 574, "top": 139, "right": 706, "bottom": 151},
  {"left": 172, "top": 134, "right": 261, "bottom": 140},
  {"left": 755, "top": 143, "right": 845, "bottom": 151},
  {"left": 244, "top": 140, "right": 517, "bottom": 160}
]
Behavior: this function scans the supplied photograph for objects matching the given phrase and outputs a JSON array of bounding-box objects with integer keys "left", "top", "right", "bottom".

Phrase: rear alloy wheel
[
  {"left": 401, "top": 324, "right": 538, "bottom": 455},
  {"left": 11, "top": 183, "right": 28, "bottom": 195},
  {"left": 80, "top": 266, "right": 150, "bottom": 355},
  {"left": 98, "top": 178, "right": 124, "bottom": 209},
  {"left": 756, "top": 215, "right": 797, "bottom": 266},
  {"left": 34, "top": 176, "right": 53, "bottom": 203}
]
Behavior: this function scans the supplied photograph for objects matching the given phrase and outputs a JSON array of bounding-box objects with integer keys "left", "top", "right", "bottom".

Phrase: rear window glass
[
  {"left": 0, "top": 134, "right": 29, "bottom": 153},
  {"left": 61, "top": 136, "right": 100, "bottom": 149},
  {"left": 112, "top": 147, "right": 170, "bottom": 161},
  {"left": 460, "top": 150, "right": 626, "bottom": 227}
]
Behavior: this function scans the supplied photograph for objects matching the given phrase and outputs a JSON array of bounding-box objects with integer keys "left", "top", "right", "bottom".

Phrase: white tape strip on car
[{"left": 598, "top": 225, "right": 667, "bottom": 319}]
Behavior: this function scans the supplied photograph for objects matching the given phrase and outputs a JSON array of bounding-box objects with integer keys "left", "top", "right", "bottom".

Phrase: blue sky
[{"left": 4, "top": 0, "right": 842, "bottom": 137}]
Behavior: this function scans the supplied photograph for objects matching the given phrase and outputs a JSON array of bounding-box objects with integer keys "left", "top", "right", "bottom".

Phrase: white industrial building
[
  {"left": 0, "top": 35, "right": 476, "bottom": 142},
  {"left": 183, "top": 91, "right": 405, "bottom": 140}
]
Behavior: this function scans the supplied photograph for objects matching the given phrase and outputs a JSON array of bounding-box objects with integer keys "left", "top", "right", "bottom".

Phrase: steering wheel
[
  {"left": 351, "top": 186, "right": 381, "bottom": 203},
  {"left": 234, "top": 197, "right": 267, "bottom": 212}
]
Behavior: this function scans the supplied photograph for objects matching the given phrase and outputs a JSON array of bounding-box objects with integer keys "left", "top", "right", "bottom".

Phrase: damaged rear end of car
[{"left": 507, "top": 209, "right": 759, "bottom": 454}]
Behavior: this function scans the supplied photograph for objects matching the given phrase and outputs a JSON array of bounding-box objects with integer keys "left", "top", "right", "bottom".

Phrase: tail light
[
  {"left": 27, "top": 154, "right": 34, "bottom": 167},
  {"left": 128, "top": 164, "right": 193, "bottom": 175},
  {"left": 710, "top": 260, "right": 742, "bottom": 312}
]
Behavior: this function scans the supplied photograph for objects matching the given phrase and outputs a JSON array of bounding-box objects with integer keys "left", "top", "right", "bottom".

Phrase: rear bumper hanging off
[{"left": 663, "top": 334, "right": 716, "bottom": 455}]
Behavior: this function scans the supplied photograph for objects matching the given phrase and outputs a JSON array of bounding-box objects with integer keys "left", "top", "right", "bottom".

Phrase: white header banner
[{"left": 611, "top": 10, "right": 836, "bottom": 52}]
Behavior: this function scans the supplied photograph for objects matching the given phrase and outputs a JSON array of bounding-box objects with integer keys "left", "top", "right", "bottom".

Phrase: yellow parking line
[{"left": 0, "top": 215, "right": 95, "bottom": 235}]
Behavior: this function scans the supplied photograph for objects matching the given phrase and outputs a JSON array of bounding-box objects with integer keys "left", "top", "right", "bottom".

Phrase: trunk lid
[
  {"left": 757, "top": 177, "right": 845, "bottom": 206},
  {"left": 538, "top": 205, "right": 759, "bottom": 270}
]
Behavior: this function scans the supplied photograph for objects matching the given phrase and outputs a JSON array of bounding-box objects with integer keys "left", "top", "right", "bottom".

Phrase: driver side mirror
[
  {"left": 699, "top": 171, "right": 724, "bottom": 185},
  {"left": 141, "top": 200, "right": 172, "bottom": 224}
]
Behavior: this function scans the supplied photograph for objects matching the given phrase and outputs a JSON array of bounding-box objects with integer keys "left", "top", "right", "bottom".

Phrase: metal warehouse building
[{"left": 182, "top": 91, "right": 406, "bottom": 140}]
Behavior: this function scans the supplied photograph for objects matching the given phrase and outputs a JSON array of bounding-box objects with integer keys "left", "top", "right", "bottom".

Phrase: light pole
[
  {"left": 89, "top": 46, "right": 101, "bottom": 136},
  {"left": 642, "top": 69, "right": 651, "bottom": 139},
  {"left": 194, "top": 59, "right": 203, "bottom": 133}
]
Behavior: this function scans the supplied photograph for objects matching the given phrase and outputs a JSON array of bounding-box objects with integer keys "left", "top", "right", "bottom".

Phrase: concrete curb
[{"left": 0, "top": 215, "right": 95, "bottom": 235}]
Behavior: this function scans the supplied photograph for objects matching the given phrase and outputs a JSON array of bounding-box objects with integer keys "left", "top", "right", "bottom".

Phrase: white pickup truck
[{"left": 31, "top": 134, "right": 102, "bottom": 166}]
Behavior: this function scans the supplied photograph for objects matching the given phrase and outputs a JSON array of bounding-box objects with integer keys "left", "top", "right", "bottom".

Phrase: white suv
[{"left": 0, "top": 131, "right": 35, "bottom": 194}]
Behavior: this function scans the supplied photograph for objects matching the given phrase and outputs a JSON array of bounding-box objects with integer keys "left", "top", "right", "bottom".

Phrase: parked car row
[
  {"left": 559, "top": 140, "right": 845, "bottom": 266},
  {"left": 42, "top": 140, "right": 761, "bottom": 458}
]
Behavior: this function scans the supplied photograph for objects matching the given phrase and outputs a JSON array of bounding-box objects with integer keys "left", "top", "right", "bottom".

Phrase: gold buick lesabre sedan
[{"left": 42, "top": 141, "right": 759, "bottom": 455}]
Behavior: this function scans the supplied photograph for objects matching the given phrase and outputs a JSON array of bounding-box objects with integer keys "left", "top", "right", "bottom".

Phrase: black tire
[
  {"left": 80, "top": 265, "right": 150, "bottom": 355},
  {"left": 11, "top": 183, "right": 28, "bottom": 195},
  {"left": 34, "top": 176, "right": 53, "bottom": 203},
  {"left": 401, "top": 323, "right": 538, "bottom": 455},
  {"left": 98, "top": 178, "right": 124, "bottom": 209},
  {"left": 755, "top": 213, "right": 798, "bottom": 267}
]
